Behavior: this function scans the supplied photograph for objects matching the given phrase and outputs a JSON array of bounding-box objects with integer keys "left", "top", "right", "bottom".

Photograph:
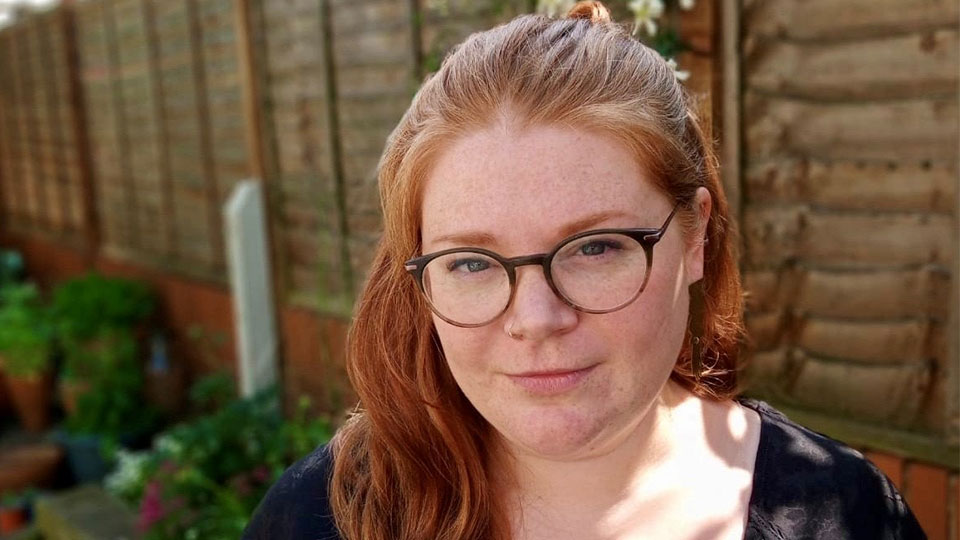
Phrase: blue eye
[
  {"left": 447, "top": 258, "right": 490, "bottom": 273},
  {"left": 579, "top": 240, "right": 622, "bottom": 256},
  {"left": 580, "top": 242, "right": 607, "bottom": 256}
]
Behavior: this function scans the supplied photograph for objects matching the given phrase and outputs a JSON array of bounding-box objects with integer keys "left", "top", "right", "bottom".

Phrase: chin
[{"left": 495, "top": 404, "right": 617, "bottom": 460}]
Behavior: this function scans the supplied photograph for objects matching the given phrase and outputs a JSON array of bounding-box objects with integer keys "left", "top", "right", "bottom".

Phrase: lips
[{"left": 507, "top": 364, "right": 598, "bottom": 395}]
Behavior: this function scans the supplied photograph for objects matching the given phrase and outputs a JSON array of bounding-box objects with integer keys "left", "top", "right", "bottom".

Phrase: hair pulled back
[{"left": 330, "top": 4, "right": 744, "bottom": 539}]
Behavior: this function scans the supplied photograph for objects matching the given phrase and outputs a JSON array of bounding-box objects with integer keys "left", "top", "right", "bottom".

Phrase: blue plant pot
[{"left": 51, "top": 431, "right": 112, "bottom": 484}]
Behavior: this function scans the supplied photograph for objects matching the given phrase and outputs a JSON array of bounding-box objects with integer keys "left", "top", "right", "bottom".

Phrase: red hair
[{"left": 330, "top": 6, "right": 744, "bottom": 539}]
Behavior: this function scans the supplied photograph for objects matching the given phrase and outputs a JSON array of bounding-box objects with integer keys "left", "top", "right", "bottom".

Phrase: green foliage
[
  {"left": 0, "top": 283, "right": 53, "bottom": 377},
  {"left": 187, "top": 371, "right": 236, "bottom": 414},
  {"left": 105, "top": 376, "right": 332, "bottom": 539},
  {"left": 0, "top": 487, "right": 37, "bottom": 509},
  {"left": 51, "top": 273, "right": 155, "bottom": 342},
  {"left": 65, "top": 329, "right": 159, "bottom": 441},
  {"left": 649, "top": 26, "right": 686, "bottom": 59}
]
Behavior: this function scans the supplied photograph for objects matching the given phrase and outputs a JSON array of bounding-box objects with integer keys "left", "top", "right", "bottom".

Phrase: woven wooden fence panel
[
  {"left": 72, "top": 0, "right": 253, "bottom": 278},
  {"left": 76, "top": 0, "right": 132, "bottom": 253},
  {"left": 116, "top": 0, "right": 167, "bottom": 257},
  {"left": 256, "top": 0, "right": 348, "bottom": 312},
  {"left": 150, "top": 0, "right": 218, "bottom": 269},
  {"left": 328, "top": 0, "right": 416, "bottom": 293},
  {"left": 741, "top": 0, "right": 959, "bottom": 437},
  {"left": 197, "top": 0, "right": 250, "bottom": 265},
  {"left": 0, "top": 29, "right": 23, "bottom": 227},
  {"left": 27, "top": 14, "right": 58, "bottom": 234},
  {"left": 45, "top": 10, "right": 88, "bottom": 240},
  {"left": 14, "top": 21, "right": 43, "bottom": 230},
  {"left": 3, "top": 0, "right": 718, "bottom": 315},
  {"left": 0, "top": 10, "right": 86, "bottom": 240}
]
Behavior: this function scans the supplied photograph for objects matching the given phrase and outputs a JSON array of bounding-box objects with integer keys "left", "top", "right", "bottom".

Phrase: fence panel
[
  {"left": 741, "top": 0, "right": 959, "bottom": 451},
  {"left": 257, "top": 0, "right": 349, "bottom": 312}
]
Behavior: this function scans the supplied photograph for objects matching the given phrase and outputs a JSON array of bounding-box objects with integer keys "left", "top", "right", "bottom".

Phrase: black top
[{"left": 243, "top": 398, "right": 926, "bottom": 539}]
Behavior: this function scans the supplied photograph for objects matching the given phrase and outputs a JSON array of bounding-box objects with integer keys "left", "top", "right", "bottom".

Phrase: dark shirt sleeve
[
  {"left": 242, "top": 444, "right": 342, "bottom": 540},
  {"left": 742, "top": 399, "right": 926, "bottom": 540}
]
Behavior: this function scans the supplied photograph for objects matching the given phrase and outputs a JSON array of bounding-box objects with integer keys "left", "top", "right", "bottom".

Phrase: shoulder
[
  {"left": 738, "top": 398, "right": 926, "bottom": 540},
  {"left": 242, "top": 443, "right": 342, "bottom": 540}
]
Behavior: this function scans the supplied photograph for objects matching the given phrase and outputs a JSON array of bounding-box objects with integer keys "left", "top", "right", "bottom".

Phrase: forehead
[{"left": 420, "top": 124, "right": 662, "bottom": 249}]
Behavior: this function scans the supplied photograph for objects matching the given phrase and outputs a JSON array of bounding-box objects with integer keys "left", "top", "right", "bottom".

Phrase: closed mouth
[
  {"left": 506, "top": 364, "right": 598, "bottom": 394},
  {"left": 511, "top": 365, "right": 596, "bottom": 377}
]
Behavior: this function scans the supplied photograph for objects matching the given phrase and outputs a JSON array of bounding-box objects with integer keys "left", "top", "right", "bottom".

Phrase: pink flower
[
  {"left": 138, "top": 481, "right": 166, "bottom": 532},
  {"left": 251, "top": 465, "right": 271, "bottom": 484}
]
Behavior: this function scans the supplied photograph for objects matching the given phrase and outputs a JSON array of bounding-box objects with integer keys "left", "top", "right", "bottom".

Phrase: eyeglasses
[{"left": 405, "top": 204, "right": 679, "bottom": 327}]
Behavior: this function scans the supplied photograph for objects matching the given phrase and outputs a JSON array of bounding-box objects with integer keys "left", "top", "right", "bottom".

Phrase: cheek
[
  {"left": 616, "top": 253, "right": 689, "bottom": 361},
  {"left": 433, "top": 319, "right": 492, "bottom": 376}
]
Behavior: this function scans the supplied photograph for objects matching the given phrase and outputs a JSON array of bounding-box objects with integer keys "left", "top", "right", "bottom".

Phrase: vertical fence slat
[
  {"left": 142, "top": 0, "right": 177, "bottom": 259},
  {"left": 320, "top": 0, "right": 352, "bottom": 309},
  {"left": 187, "top": 0, "right": 226, "bottom": 271},
  {"left": 63, "top": 3, "right": 100, "bottom": 256},
  {"left": 14, "top": 23, "right": 41, "bottom": 229},
  {"left": 30, "top": 14, "right": 57, "bottom": 234},
  {"left": 48, "top": 9, "right": 76, "bottom": 238},
  {"left": 248, "top": 0, "right": 288, "bottom": 307},
  {"left": 720, "top": 0, "right": 741, "bottom": 233},
  {"left": 104, "top": 0, "right": 138, "bottom": 253}
]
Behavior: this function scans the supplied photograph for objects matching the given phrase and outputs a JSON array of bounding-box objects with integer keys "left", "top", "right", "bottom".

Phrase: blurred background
[{"left": 0, "top": 0, "right": 956, "bottom": 538}]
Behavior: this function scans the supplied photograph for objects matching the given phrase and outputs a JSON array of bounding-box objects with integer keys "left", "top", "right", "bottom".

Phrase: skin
[{"left": 420, "top": 122, "right": 760, "bottom": 539}]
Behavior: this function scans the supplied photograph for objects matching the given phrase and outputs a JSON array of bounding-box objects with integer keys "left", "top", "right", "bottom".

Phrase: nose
[{"left": 503, "top": 265, "right": 578, "bottom": 340}]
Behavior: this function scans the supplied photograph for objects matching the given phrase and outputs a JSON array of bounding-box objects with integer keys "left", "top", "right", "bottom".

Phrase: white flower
[
  {"left": 666, "top": 58, "right": 690, "bottom": 81},
  {"left": 154, "top": 433, "right": 184, "bottom": 457},
  {"left": 104, "top": 449, "right": 151, "bottom": 498},
  {"left": 537, "top": 0, "right": 576, "bottom": 18},
  {"left": 628, "top": 0, "right": 665, "bottom": 36},
  {"left": 679, "top": 0, "right": 696, "bottom": 10}
]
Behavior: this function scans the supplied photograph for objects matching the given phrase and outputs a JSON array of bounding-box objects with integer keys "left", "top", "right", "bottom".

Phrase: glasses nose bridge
[
  {"left": 508, "top": 252, "right": 548, "bottom": 267},
  {"left": 505, "top": 252, "right": 551, "bottom": 280},
  {"left": 504, "top": 252, "right": 567, "bottom": 304}
]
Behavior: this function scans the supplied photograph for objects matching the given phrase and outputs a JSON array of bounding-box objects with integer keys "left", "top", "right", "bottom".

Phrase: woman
[{"left": 244, "top": 3, "right": 924, "bottom": 539}]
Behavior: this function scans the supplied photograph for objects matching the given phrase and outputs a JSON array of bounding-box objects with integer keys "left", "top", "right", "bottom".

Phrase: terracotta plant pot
[
  {"left": 6, "top": 372, "right": 53, "bottom": 433},
  {"left": 0, "top": 505, "right": 26, "bottom": 534},
  {"left": 58, "top": 378, "right": 91, "bottom": 417},
  {"left": 0, "top": 443, "right": 62, "bottom": 493}
]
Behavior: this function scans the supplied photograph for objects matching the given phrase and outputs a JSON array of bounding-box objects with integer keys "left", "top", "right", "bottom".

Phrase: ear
[{"left": 684, "top": 187, "right": 712, "bottom": 285}]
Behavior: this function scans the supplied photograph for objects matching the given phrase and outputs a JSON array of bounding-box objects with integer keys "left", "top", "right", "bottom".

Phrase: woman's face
[{"left": 419, "top": 123, "right": 707, "bottom": 461}]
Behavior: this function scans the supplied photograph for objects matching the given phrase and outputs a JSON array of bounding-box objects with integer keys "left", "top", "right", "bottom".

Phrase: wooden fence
[
  {"left": 0, "top": 0, "right": 956, "bottom": 470},
  {"left": 0, "top": 0, "right": 536, "bottom": 312},
  {"left": 0, "top": 8, "right": 90, "bottom": 247},
  {"left": 739, "top": 0, "right": 959, "bottom": 465}
]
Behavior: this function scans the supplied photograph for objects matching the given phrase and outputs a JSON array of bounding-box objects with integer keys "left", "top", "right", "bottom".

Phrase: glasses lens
[
  {"left": 422, "top": 251, "right": 511, "bottom": 326},
  {"left": 551, "top": 232, "right": 649, "bottom": 311}
]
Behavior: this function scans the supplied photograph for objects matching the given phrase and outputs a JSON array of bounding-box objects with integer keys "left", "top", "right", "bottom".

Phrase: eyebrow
[{"left": 427, "top": 210, "right": 639, "bottom": 249}]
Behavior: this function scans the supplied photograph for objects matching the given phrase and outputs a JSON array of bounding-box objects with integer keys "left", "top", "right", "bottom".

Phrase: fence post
[
  {"left": 318, "top": 0, "right": 353, "bottom": 302},
  {"left": 719, "top": 0, "right": 741, "bottom": 239},
  {"left": 232, "top": 0, "right": 289, "bottom": 399},
  {"left": 62, "top": 1, "right": 101, "bottom": 262}
]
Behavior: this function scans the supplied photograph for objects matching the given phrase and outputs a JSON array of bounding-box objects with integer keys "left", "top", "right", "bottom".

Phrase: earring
[{"left": 688, "top": 281, "right": 705, "bottom": 382}]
